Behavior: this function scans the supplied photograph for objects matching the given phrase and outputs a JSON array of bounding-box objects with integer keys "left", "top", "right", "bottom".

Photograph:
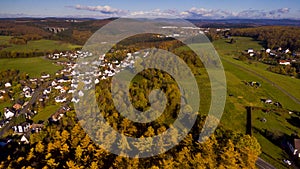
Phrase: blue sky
[{"left": 0, "top": 0, "right": 300, "bottom": 19}]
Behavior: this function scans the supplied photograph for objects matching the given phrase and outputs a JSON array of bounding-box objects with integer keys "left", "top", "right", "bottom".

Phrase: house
[
  {"left": 24, "top": 90, "right": 32, "bottom": 98},
  {"left": 4, "top": 82, "right": 11, "bottom": 88},
  {"left": 71, "top": 97, "right": 80, "bottom": 103},
  {"left": 12, "top": 122, "right": 31, "bottom": 133},
  {"left": 0, "top": 119, "right": 9, "bottom": 128},
  {"left": 4, "top": 108, "right": 14, "bottom": 119},
  {"left": 31, "top": 123, "right": 44, "bottom": 133},
  {"left": 78, "top": 90, "right": 84, "bottom": 97},
  {"left": 294, "top": 139, "right": 300, "bottom": 157},
  {"left": 247, "top": 48, "right": 254, "bottom": 53},
  {"left": 285, "top": 49, "right": 290, "bottom": 54},
  {"left": 288, "top": 139, "right": 300, "bottom": 158},
  {"left": 41, "top": 74, "right": 50, "bottom": 79},
  {"left": 13, "top": 103, "right": 22, "bottom": 110},
  {"left": 20, "top": 134, "right": 29, "bottom": 144},
  {"left": 279, "top": 60, "right": 291, "bottom": 65},
  {"left": 55, "top": 96, "right": 67, "bottom": 103},
  {"left": 265, "top": 99, "right": 272, "bottom": 104},
  {"left": 43, "top": 88, "right": 51, "bottom": 95},
  {"left": 50, "top": 108, "right": 66, "bottom": 122}
]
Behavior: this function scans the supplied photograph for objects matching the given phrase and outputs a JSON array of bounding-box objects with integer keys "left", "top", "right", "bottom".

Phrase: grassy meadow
[
  {"left": 0, "top": 57, "right": 62, "bottom": 77},
  {"left": 175, "top": 37, "right": 300, "bottom": 167},
  {"left": 0, "top": 36, "right": 81, "bottom": 53},
  {"left": 212, "top": 37, "right": 300, "bottom": 168}
]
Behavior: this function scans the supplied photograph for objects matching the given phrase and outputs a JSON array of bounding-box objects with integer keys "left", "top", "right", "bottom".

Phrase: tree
[
  {"left": 35, "top": 141, "right": 45, "bottom": 153},
  {"left": 236, "top": 135, "right": 261, "bottom": 169},
  {"left": 218, "top": 140, "right": 239, "bottom": 168}
]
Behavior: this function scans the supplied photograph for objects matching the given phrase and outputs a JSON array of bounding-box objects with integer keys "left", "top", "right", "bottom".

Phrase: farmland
[
  {"left": 212, "top": 37, "right": 300, "bottom": 168},
  {"left": 0, "top": 57, "right": 62, "bottom": 77},
  {"left": 0, "top": 36, "right": 81, "bottom": 53}
]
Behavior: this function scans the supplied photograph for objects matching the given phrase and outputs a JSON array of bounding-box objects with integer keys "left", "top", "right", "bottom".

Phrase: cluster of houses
[
  {"left": 1, "top": 49, "right": 151, "bottom": 146},
  {"left": 160, "top": 25, "right": 227, "bottom": 37},
  {"left": 246, "top": 47, "right": 299, "bottom": 66},
  {"left": 47, "top": 50, "right": 150, "bottom": 105}
]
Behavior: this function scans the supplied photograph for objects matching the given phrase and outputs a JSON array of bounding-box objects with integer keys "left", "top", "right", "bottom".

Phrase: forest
[{"left": 230, "top": 26, "right": 300, "bottom": 51}]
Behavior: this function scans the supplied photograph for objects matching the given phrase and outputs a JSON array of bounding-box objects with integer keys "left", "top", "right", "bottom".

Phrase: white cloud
[
  {"left": 68, "top": 5, "right": 128, "bottom": 15},
  {"left": 179, "top": 7, "right": 292, "bottom": 19},
  {"left": 1, "top": 5, "right": 293, "bottom": 19}
]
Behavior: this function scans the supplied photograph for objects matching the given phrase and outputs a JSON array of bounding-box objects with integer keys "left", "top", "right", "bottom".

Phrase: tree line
[{"left": 231, "top": 26, "right": 300, "bottom": 51}]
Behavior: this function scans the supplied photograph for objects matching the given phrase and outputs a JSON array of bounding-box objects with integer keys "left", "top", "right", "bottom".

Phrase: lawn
[
  {"left": 32, "top": 104, "right": 60, "bottom": 123},
  {"left": 0, "top": 57, "right": 62, "bottom": 77},
  {"left": 0, "top": 36, "right": 81, "bottom": 53}
]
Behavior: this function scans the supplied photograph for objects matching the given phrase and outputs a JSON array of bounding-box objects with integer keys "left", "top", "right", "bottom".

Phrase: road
[
  {"left": 256, "top": 158, "right": 277, "bottom": 169},
  {"left": 0, "top": 80, "right": 51, "bottom": 137}
]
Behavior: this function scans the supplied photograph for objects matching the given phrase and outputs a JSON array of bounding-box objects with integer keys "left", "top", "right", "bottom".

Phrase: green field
[
  {"left": 213, "top": 37, "right": 300, "bottom": 110},
  {"left": 176, "top": 37, "right": 300, "bottom": 168},
  {"left": 212, "top": 37, "right": 300, "bottom": 168},
  {"left": 0, "top": 57, "right": 62, "bottom": 77},
  {"left": 0, "top": 36, "right": 81, "bottom": 53}
]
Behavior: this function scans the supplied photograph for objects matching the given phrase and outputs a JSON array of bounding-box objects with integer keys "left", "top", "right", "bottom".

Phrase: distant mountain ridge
[{"left": 0, "top": 17, "right": 299, "bottom": 26}]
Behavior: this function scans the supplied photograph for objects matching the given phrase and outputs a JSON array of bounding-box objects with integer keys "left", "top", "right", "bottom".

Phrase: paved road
[
  {"left": 222, "top": 59, "right": 300, "bottom": 105},
  {"left": 256, "top": 158, "right": 277, "bottom": 169}
]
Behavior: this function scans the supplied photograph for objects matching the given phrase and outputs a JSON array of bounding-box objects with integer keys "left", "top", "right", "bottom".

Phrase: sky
[{"left": 0, "top": 0, "right": 300, "bottom": 19}]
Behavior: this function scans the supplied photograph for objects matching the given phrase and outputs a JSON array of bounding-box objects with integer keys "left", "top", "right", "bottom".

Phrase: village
[{"left": 0, "top": 49, "right": 150, "bottom": 147}]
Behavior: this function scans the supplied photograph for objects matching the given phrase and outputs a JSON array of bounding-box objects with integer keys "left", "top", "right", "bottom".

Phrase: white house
[
  {"left": 78, "top": 90, "right": 84, "bottom": 97},
  {"left": 55, "top": 96, "right": 67, "bottom": 103},
  {"left": 285, "top": 49, "right": 290, "bottom": 54},
  {"left": 71, "top": 97, "right": 80, "bottom": 103},
  {"left": 20, "top": 135, "right": 29, "bottom": 144},
  {"left": 12, "top": 122, "right": 31, "bottom": 133},
  {"left": 4, "top": 82, "right": 11, "bottom": 88},
  {"left": 41, "top": 74, "right": 50, "bottom": 79},
  {"left": 247, "top": 48, "right": 254, "bottom": 53},
  {"left": 4, "top": 108, "right": 14, "bottom": 119},
  {"left": 24, "top": 90, "right": 32, "bottom": 98},
  {"left": 265, "top": 99, "right": 272, "bottom": 104}
]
